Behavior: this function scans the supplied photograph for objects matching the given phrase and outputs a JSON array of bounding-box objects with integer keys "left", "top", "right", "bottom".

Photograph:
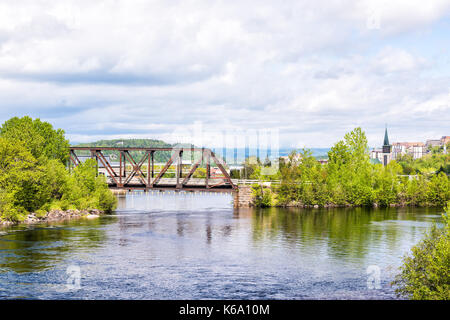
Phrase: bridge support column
[{"left": 233, "top": 185, "right": 253, "bottom": 208}]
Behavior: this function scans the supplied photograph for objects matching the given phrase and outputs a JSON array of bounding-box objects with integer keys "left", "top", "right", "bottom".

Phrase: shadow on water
[{"left": 0, "top": 216, "right": 117, "bottom": 273}]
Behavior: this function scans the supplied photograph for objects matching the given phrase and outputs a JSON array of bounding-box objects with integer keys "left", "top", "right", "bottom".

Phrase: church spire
[{"left": 383, "top": 125, "right": 390, "bottom": 146}]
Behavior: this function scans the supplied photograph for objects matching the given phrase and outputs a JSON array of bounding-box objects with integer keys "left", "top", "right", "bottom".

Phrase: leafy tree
[
  {"left": 0, "top": 116, "right": 69, "bottom": 164},
  {"left": 326, "top": 127, "right": 373, "bottom": 205},
  {"left": 427, "top": 172, "right": 450, "bottom": 207},
  {"left": 0, "top": 117, "right": 116, "bottom": 222},
  {"left": 402, "top": 175, "right": 429, "bottom": 206},
  {"left": 0, "top": 138, "right": 37, "bottom": 220},
  {"left": 62, "top": 159, "right": 117, "bottom": 213},
  {"left": 393, "top": 203, "right": 450, "bottom": 300},
  {"left": 373, "top": 161, "right": 402, "bottom": 206},
  {"left": 252, "top": 184, "right": 274, "bottom": 207}
]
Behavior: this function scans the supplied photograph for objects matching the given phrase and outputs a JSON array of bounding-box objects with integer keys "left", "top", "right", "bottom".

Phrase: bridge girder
[{"left": 68, "top": 147, "right": 236, "bottom": 192}]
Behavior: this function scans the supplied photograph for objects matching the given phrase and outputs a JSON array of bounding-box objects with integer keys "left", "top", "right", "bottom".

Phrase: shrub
[
  {"left": 427, "top": 172, "right": 450, "bottom": 206},
  {"left": 252, "top": 185, "right": 273, "bottom": 207},
  {"left": 95, "top": 187, "right": 118, "bottom": 213},
  {"left": 35, "top": 209, "right": 47, "bottom": 219},
  {"left": 393, "top": 203, "right": 450, "bottom": 299}
]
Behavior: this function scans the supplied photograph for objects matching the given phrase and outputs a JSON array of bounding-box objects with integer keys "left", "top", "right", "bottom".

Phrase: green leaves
[
  {"left": 0, "top": 117, "right": 116, "bottom": 222},
  {"left": 393, "top": 204, "right": 450, "bottom": 300},
  {"left": 266, "top": 127, "right": 449, "bottom": 208},
  {"left": 0, "top": 116, "right": 69, "bottom": 164}
]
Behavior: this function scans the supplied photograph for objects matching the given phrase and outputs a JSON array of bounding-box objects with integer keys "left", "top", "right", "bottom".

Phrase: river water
[{"left": 0, "top": 192, "right": 444, "bottom": 299}]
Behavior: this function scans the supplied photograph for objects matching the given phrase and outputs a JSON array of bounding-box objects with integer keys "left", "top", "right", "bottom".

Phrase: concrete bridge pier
[{"left": 233, "top": 185, "right": 254, "bottom": 208}]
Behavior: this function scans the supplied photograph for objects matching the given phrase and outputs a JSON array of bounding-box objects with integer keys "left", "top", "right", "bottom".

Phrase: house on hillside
[{"left": 392, "top": 142, "right": 426, "bottom": 159}]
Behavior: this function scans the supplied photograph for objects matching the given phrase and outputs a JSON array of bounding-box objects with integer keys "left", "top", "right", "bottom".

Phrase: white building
[{"left": 392, "top": 142, "right": 426, "bottom": 160}]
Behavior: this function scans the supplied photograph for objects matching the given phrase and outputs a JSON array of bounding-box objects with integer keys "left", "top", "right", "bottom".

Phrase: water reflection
[
  {"left": 0, "top": 192, "right": 443, "bottom": 299},
  {"left": 0, "top": 217, "right": 116, "bottom": 273},
  {"left": 249, "top": 206, "right": 442, "bottom": 264}
]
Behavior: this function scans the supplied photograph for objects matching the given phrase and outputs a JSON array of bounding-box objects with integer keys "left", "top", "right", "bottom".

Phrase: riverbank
[
  {"left": 0, "top": 209, "right": 105, "bottom": 227},
  {"left": 249, "top": 185, "right": 448, "bottom": 208},
  {"left": 259, "top": 201, "right": 439, "bottom": 209}
]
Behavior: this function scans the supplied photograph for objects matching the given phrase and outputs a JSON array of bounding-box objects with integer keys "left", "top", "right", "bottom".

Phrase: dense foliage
[
  {"left": 0, "top": 116, "right": 70, "bottom": 164},
  {"left": 251, "top": 128, "right": 449, "bottom": 208},
  {"left": 0, "top": 117, "right": 117, "bottom": 222},
  {"left": 397, "top": 153, "right": 450, "bottom": 175},
  {"left": 393, "top": 203, "right": 450, "bottom": 299}
]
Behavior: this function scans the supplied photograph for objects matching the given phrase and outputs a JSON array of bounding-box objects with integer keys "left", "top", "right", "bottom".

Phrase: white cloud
[{"left": 0, "top": 0, "right": 449, "bottom": 148}]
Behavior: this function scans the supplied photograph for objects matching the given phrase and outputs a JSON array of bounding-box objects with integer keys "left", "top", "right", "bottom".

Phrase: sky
[{"left": 0, "top": 0, "right": 449, "bottom": 148}]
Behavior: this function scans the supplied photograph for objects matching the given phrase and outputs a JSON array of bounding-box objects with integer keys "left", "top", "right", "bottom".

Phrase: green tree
[
  {"left": 0, "top": 116, "right": 69, "bottom": 164},
  {"left": 62, "top": 159, "right": 117, "bottom": 213},
  {"left": 393, "top": 203, "right": 450, "bottom": 300},
  {"left": 0, "top": 117, "right": 117, "bottom": 222},
  {"left": 327, "top": 127, "right": 373, "bottom": 206},
  {"left": 373, "top": 161, "right": 402, "bottom": 206},
  {"left": 427, "top": 172, "right": 450, "bottom": 206},
  {"left": 0, "top": 138, "right": 37, "bottom": 221}
]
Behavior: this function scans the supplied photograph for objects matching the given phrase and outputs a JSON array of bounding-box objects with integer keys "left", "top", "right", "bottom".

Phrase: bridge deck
[{"left": 106, "top": 177, "right": 234, "bottom": 192}]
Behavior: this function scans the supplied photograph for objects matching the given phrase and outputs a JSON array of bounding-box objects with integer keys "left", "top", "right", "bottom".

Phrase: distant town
[{"left": 370, "top": 128, "right": 449, "bottom": 166}]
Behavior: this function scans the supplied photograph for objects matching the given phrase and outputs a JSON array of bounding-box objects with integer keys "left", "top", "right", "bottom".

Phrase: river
[{"left": 0, "top": 192, "right": 444, "bottom": 299}]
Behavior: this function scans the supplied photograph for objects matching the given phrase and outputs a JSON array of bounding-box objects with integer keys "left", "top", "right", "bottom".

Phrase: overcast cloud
[{"left": 0, "top": 0, "right": 449, "bottom": 148}]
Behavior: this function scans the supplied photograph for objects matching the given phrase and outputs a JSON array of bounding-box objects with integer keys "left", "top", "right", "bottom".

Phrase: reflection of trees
[
  {"left": 0, "top": 217, "right": 116, "bottom": 273},
  {"left": 251, "top": 206, "right": 430, "bottom": 260}
]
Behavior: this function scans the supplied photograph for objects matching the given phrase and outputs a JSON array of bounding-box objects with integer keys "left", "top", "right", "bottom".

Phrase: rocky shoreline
[{"left": 0, "top": 209, "right": 105, "bottom": 227}]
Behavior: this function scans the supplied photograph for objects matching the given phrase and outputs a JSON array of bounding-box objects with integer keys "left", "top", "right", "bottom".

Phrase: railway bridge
[{"left": 69, "top": 147, "right": 253, "bottom": 207}]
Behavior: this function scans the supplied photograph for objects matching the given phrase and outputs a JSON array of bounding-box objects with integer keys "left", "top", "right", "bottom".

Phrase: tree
[
  {"left": 0, "top": 116, "right": 69, "bottom": 164},
  {"left": 427, "top": 172, "right": 450, "bottom": 206},
  {"left": 0, "top": 117, "right": 116, "bottom": 222},
  {"left": 327, "top": 127, "right": 373, "bottom": 205},
  {"left": 0, "top": 137, "right": 37, "bottom": 221},
  {"left": 373, "top": 161, "right": 402, "bottom": 206},
  {"left": 393, "top": 203, "right": 450, "bottom": 300}
]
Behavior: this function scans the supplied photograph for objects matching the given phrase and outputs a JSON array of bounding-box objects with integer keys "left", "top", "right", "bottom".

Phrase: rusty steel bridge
[{"left": 69, "top": 147, "right": 237, "bottom": 193}]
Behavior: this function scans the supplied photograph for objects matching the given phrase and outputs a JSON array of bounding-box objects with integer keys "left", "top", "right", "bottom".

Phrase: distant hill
[
  {"left": 72, "top": 138, "right": 174, "bottom": 162},
  {"left": 74, "top": 138, "right": 172, "bottom": 149}
]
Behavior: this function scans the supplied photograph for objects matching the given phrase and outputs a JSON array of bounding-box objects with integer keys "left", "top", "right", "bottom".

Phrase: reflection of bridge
[{"left": 69, "top": 147, "right": 237, "bottom": 193}]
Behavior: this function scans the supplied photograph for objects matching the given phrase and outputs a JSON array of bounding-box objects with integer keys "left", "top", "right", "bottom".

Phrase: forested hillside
[{"left": 73, "top": 139, "right": 175, "bottom": 162}]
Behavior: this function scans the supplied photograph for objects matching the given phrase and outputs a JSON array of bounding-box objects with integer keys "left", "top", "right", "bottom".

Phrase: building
[
  {"left": 371, "top": 130, "right": 448, "bottom": 163},
  {"left": 392, "top": 142, "right": 426, "bottom": 159},
  {"left": 426, "top": 139, "right": 441, "bottom": 147},
  {"left": 370, "top": 127, "right": 392, "bottom": 166},
  {"left": 441, "top": 136, "right": 450, "bottom": 146},
  {"left": 279, "top": 153, "right": 302, "bottom": 164},
  {"left": 426, "top": 136, "right": 450, "bottom": 148},
  {"left": 381, "top": 127, "right": 392, "bottom": 166},
  {"left": 370, "top": 147, "right": 383, "bottom": 163}
]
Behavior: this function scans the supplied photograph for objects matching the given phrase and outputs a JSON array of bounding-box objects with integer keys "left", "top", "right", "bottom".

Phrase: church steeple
[
  {"left": 382, "top": 125, "right": 392, "bottom": 166},
  {"left": 383, "top": 126, "right": 390, "bottom": 146}
]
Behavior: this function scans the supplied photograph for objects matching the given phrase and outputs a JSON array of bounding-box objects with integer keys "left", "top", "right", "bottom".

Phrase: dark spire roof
[{"left": 383, "top": 126, "right": 390, "bottom": 146}]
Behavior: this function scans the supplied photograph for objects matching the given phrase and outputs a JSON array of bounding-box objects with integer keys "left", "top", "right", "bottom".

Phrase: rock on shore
[{"left": 0, "top": 209, "right": 104, "bottom": 226}]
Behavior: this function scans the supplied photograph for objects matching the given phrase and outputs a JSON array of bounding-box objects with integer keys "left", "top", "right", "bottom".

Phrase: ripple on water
[{"left": 0, "top": 194, "right": 442, "bottom": 299}]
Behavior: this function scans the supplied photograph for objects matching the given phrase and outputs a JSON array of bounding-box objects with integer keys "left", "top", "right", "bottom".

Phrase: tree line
[{"left": 251, "top": 127, "right": 449, "bottom": 208}]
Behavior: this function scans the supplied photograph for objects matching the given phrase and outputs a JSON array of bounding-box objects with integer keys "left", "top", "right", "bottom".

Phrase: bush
[
  {"left": 393, "top": 203, "right": 450, "bottom": 299},
  {"left": 0, "top": 120, "right": 117, "bottom": 222},
  {"left": 252, "top": 185, "right": 273, "bottom": 207},
  {"left": 35, "top": 209, "right": 47, "bottom": 219},
  {"left": 95, "top": 188, "right": 118, "bottom": 213},
  {"left": 427, "top": 172, "right": 450, "bottom": 206},
  {"left": 403, "top": 176, "right": 429, "bottom": 206}
]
